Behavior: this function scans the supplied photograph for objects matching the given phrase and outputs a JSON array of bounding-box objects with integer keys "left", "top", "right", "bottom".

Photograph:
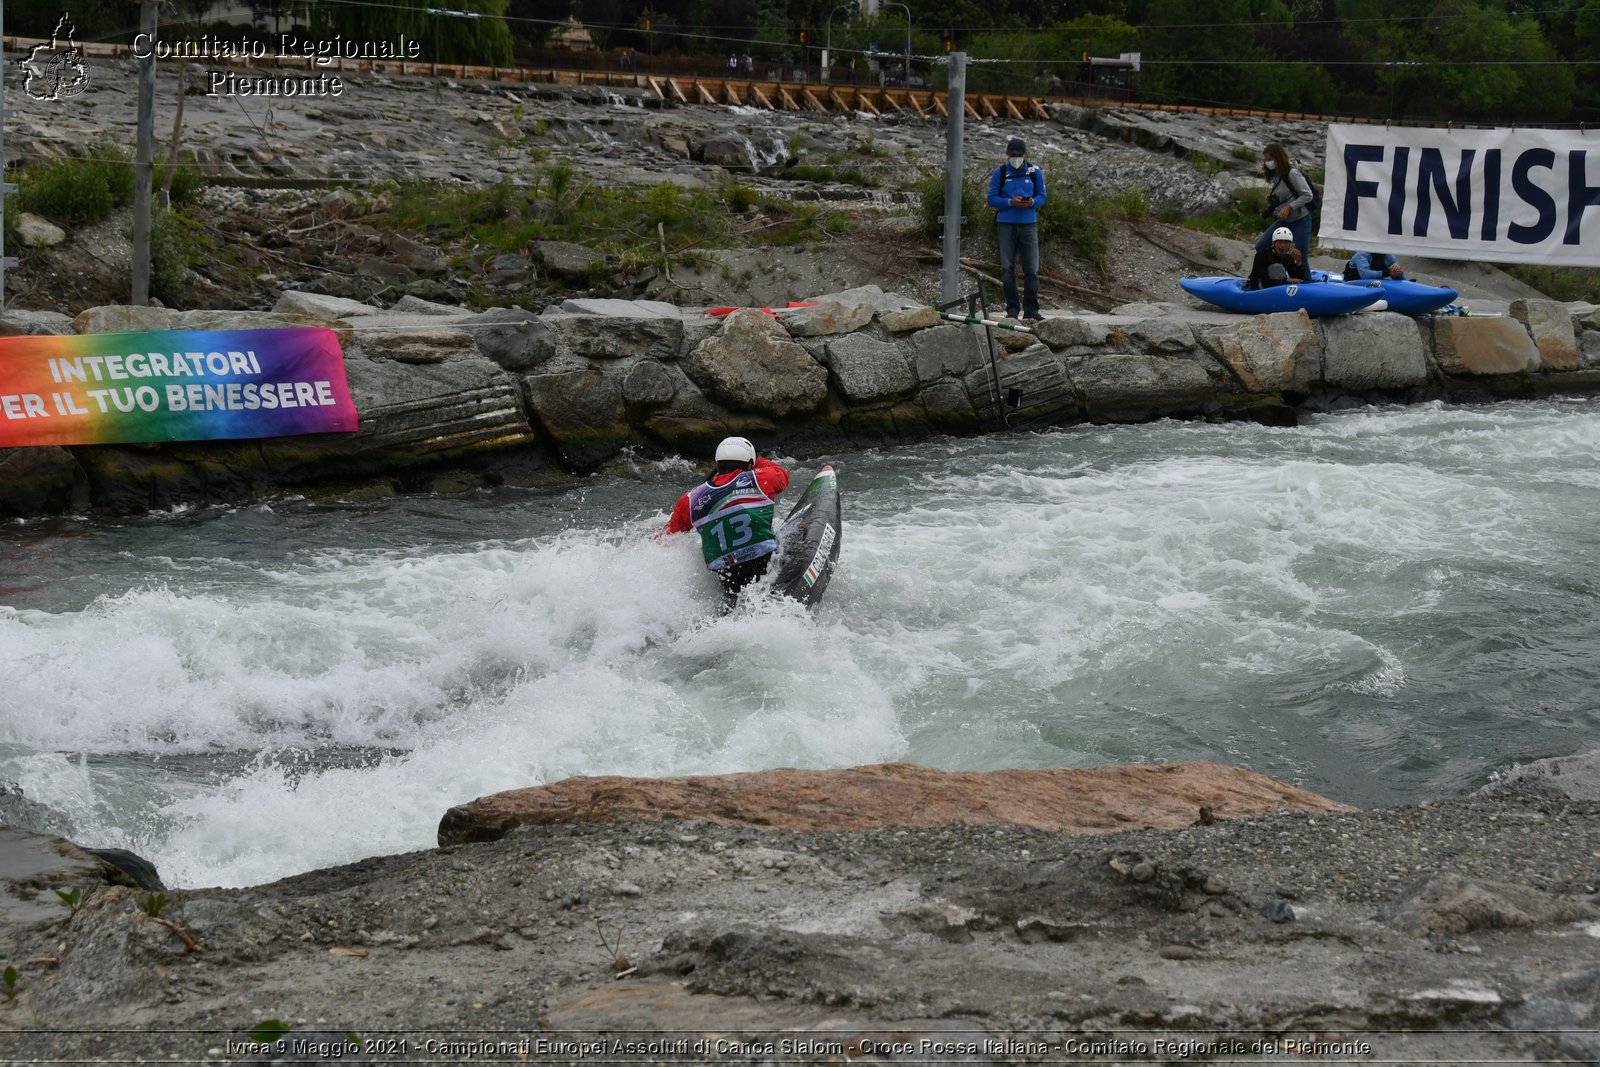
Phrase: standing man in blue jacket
[{"left": 987, "top": 137, "right": 1047, "bottom": 322}]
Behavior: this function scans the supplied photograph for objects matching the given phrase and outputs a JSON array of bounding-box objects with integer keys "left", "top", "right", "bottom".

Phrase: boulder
[
  {"left": 72, "top": 305, "right": 181, "bottom": 334},
  {"left": 1206, "top": 311, "right": 1319, "bottom": 393},
  {"left": 1126, "top": 317, "right": 1196, "bottom": 354},
  {"left": 684, "top": 309, "right": 827, "bottom": 416},
  {"left": 437, "top": 760, "right": 1352, "bottom": 845},
  {"left": 532, "top": 240, "right": 607, "bottom": 283},
  {"left": 963, "top": 346, "right": 1078, "bottom": 426},
  {"left": 16, "top": 212, "right": 66, "bottom": 248},
  {"left": 621, "top": 359, "right": 680, "bottom": 409},
  {"left": 1382, "top": 873, "right": 1595, "bottom": 938},
  {"left": 1071, "top": 353, "right": 1223, "bottom": 420},
  {"left": 879, "top": 305, "right": 938, "bottom": 333},
  {"left": 1034, "top": 315, "right": 1115, "bottom": 352},
  {"left": 0, "top": 309, "right": 74, "bottom": 335},
  {"left": 781, "top": 300, "right": 875, "bottom": 338},
  {"left": 1583, "top": 330, "right": 1600, "bottom": 370},
  {"left": 273, "top": 291, "right": 378, "bottom": 319},
  {"left": 334, "top": 357, "right": 535, "bottom": 466},
  {"left": 522, "top": 367, "right": 629, "bottom": 471},
  {"left": 462, "top": 308, "right": 557, "bottom": 372},
  {"left": 390, "top": 295, "right": 464, "bottom": 316},
  {"left": 543, "top": 312, "right": 684, "bottom": 362},
  {"left": 0, "top": 446, "right": 83, "bottom": 517},
  {"left": 1510, "top": 299, "right": 1578, "bottom": 372},
  {"left": 1318, "top": 313, "right": 1431, "bottom": 392},
  {"left": 919, "top": 380, "right": 979, "bottom": 433},
  {"left": 909, "top": 323, "right": 988, "bottom": 382},
  {"left": 820, "top": 333, "right": 917, "bottom": 403},
  {"left": 1427, "top": 317, "right": 1541, "bottom": 376},
  {"left": 357, "top": 327, "right": 478, "bottom": 365}
]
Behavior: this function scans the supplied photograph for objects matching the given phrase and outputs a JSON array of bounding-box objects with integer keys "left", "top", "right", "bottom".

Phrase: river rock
[
  {"left": 683, "top": 308, "right": 827, "bottom": 416},
  {"left": 338, "top": 356, "right": 535, "bottom": 465},
  {"left": 1510, "top": 298, "right": 1579, "bottom": 372},
  {"left": 1205, "top": 311, "right": 1319, "bottom": 394},
  {"left": 879, "top": 306, "right": 938, "bottom": 332},
  {"left": 819, "top": 333, "right": 916, "bottom": 403},
  {"left": 1381, "top": 873, "right": 1596, "bottom": 937},
  {"left": 1035, "top": 315, "right": 1115, "bottom": 352},
  {"left": 1427, "top": 317, "right": 1541, "bottom": 376},
  {"left": 436, "top": 760, "right": 1351, "bottom": 844},
  {"left": 522, "top": 367, "right": 628, "bottom": 471},
  {"left": 1318, "top": 313, "right": 1431, "bottom": 392},
  {"left": 462, "top": 308, "right": 556, "bottom": 371},
  {"left": 1070, "top": 352, "right": 1223, "bottom": 421},
  {"left": 909, "top": 323, "right": 987, "bottom": 381},
  {"left": 0, "top": 446, "right": 83, "bottom": 518},
  {"left": 357, "top": 327, "right": 478, "bottom": 364},
  {"left": 621, "top": 359, "right": 680, "bottom": 409},
  {"left": 532, "top": 240, "right": 607, "bottom": 283},
  {"left": 781, "top": 300, "right": 874, "bottom": 338},
  {"left": 543, "top": 312, "right": 684, "bottom": 362}
]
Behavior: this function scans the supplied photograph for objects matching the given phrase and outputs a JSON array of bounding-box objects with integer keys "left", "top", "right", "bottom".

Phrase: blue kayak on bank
[
  {"left": 1179, "top": 276, "right": 1384, "bottom": 317},
  {"left": 1307, "top": 271, "right": 1459, "bottom": 315}
]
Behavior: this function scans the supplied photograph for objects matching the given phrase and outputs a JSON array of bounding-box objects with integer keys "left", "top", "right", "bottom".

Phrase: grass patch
[
  {"left": 785, "top": 165, "right": 877, "bottom": 188},
  {"left": 1231, "top": 145, "right": 1258, "bottom": 162},
  {"left": 1037, "top": 190, "right": 1111, "bottom": 274},
  {"left": 1189, "top": 155, "right": 1226, "bottom": 178},
  {"left": 1188, "top": 186, "right": 1271, "bottom": 243},
  {"left": 913, "top": 169, "right": 986, "bottom": 240},
  {"left": 1499, "top": 264, "right": 1600, "bottom": 303}
]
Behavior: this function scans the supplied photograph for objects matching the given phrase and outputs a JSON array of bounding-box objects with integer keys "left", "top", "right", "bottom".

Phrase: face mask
[
  {"left": 1263, "top": 160, "right": 1276, "bottom": 172},
  {"left": 1008, "top": 156, "right": 1025, "bottom": 169}
]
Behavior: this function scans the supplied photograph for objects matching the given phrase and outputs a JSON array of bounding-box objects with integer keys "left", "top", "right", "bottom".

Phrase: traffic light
[{"left": 800, "top": 27, "right": 808, "bottom": 44}]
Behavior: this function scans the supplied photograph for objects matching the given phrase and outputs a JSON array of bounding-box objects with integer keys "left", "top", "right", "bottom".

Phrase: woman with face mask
[
  {"left": 1255, "top": 141, "right": 1314, "bottom": 272},
  {"left": 986, "top": 136, "right": 1047, "bottom": 321}
]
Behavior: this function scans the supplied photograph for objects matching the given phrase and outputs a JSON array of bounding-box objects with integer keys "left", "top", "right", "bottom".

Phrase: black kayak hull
[{"left": 772, "top": 466, "right": 841, "bottom": 608}]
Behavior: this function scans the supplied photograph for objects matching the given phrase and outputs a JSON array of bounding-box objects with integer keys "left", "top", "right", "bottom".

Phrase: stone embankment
[
  {"left": 1, "top": 755, "right": 1598, "bottom": 1063},
  {"left": 3, "top": 286, "right": 1599, "bottom": 517}
]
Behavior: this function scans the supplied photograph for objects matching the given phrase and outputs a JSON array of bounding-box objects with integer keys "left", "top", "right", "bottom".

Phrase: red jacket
[{"left": 664, "top": 457, "right": 790, "bottom": 535}]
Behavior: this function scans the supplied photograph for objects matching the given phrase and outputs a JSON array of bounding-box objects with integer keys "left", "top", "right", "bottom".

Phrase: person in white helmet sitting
[
  {"left": 662, "top": 436, "right": 791, "bottom": 606},
  {"left": 1245, "top": 226, "right": 1306, "bottom": 291}
]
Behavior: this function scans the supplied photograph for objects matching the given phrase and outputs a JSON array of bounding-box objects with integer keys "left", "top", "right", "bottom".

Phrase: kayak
[
  {"left": 1309, "top": 271, "right": 1459, "bottom": 315},
  {"left": 1179, "top": 276, "right": 1384, "bottom": 317},
  {"left": 770, "top": 465, "right": 841, "bottom": 609}
]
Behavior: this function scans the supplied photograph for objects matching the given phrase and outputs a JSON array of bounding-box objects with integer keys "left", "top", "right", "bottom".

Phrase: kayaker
[
  {"left": 1246, "top": 226, "right": 1305, "bottom": 290},
  {"left": 1344, "top": 251, "right": 1406, "bottom": 281},
  {"left": 662, "top": 437, "right": 791, "bottom": 606}
]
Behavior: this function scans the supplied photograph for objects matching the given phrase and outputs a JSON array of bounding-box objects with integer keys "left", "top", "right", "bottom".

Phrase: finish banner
[
  {"left": 0, "top": 327, "right": 358, "bottom": 448},
  {"left": 1321, "top": 124, "right": 1600, "bottom": 266}
]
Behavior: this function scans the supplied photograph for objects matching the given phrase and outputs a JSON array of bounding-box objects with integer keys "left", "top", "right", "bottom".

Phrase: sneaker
[
  {"left": 1005, "top": 309, "right": 1021, "bottom": 320},
  {"left": 1022, "top": 313, "right": 1043, "bottom": 323}
]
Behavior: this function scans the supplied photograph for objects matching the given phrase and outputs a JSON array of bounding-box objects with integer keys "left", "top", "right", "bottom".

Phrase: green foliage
[
  {"left": 1498, "top": 265, "right": 1600, "bottom": 304},
  {"left": 248, "top": 1021, "right": 294, "bottom": 1044},
  {"left": 156, "top": 158, "right": 208, "bottom": 207},
  {"left": 1231, "top": 146, "right": 1258, "bottom": 162},
  {"left": 1109, "top": 188, "right": 1149, "bottom": 222},
  {"left": 1037, "top": 189, "right": 1110, "bottom": 275},
  {"left": 1190, "top": 155, "right": 1226, "bottom": 178},
  {"left": 141, "top": 892, "right": 169, "bottom": 919},
  {"left": 53, "top": 887, "right": 83, "bottom": 916},
  {"left": 913, "top": 169, "right": 985, "bottom": 241},
  {"left": 723, "top": 185, "right": 761, "bottom": 212},
  {"left": 17, "top": 140, "right": 135, "bottom": 223},
  {"left": 3, "top": 964, "right": 16, "bottom": 1004},
  {"left": 1190, "top": 186, "right": 1273, "bottom": 242},
  {"left": 540, "top": 162, "right": 574, "bottom": 205},
  {"left": 149, "top": 212, "right": 197, "bottom": 305},
  {"left": 314, "top": 0, "right": 513, "bottom": 66}
]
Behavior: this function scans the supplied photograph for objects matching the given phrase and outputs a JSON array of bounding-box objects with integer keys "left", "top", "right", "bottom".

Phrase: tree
[{"left": 316, "top": 0, "right": 515, "bottom": 66}]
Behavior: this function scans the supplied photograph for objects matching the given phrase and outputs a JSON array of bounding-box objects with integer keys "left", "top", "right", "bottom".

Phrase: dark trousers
[
  {"left": 717, "top": 553, "right": 772, "bottom": 607},
  {"left": 997, "top": 222, "right": 1040, "bottom": 318}
]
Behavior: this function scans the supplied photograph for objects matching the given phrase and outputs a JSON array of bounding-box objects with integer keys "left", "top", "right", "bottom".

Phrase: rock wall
[{"left": 4, "top": 289, "right": 1600, "bottom": 517}]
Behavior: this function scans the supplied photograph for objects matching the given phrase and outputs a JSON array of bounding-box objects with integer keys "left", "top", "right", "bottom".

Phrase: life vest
[{"left": 687, "top": 468, "right": 778, "bottom": 571}]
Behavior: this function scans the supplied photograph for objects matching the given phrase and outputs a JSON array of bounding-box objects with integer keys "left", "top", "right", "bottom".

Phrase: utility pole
[
  {"left": 0, "top": 0, "right": 19, "bottom": 315},
  {"left": 131, "top": 0, "right": 158, "bottom": 306},
  {"left": 940, "top": 51, "right": 966, "bottom": 304}
]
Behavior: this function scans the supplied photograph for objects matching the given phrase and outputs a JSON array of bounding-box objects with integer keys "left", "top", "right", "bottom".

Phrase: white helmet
[
  {"left": 1271, "top": 226, "right": 1294, "bottom": 243},
  {"left": 715, "top": 436, "right": 756, "bottom": 463}
]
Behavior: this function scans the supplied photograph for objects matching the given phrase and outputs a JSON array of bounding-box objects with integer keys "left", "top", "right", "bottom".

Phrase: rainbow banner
[{"left": 0, "top": 327, "right": 357, "bottom": 448}]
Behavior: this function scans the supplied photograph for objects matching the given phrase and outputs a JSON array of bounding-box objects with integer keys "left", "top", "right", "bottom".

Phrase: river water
[{"left": 4, "top": 398, "right": 1600, "bottom": 889}]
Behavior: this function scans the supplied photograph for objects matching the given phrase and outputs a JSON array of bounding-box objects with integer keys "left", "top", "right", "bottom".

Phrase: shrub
[
  {"left": 149, "top": 210, "right": 196, "bottom": 304},
  {"left": 1037, "top": 190, "right": 1110, "bottom": 274},
  {"left": 913, "top": 169, "right": 985, "bottom": 240},
  {"left": 17, "top": 139, "right": 135, "bottom": 222}
]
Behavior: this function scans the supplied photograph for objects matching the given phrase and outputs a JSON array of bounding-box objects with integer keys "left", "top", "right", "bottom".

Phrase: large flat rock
[{"left": 436, "top": 760, "right": 1351, "bottom": 845}]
